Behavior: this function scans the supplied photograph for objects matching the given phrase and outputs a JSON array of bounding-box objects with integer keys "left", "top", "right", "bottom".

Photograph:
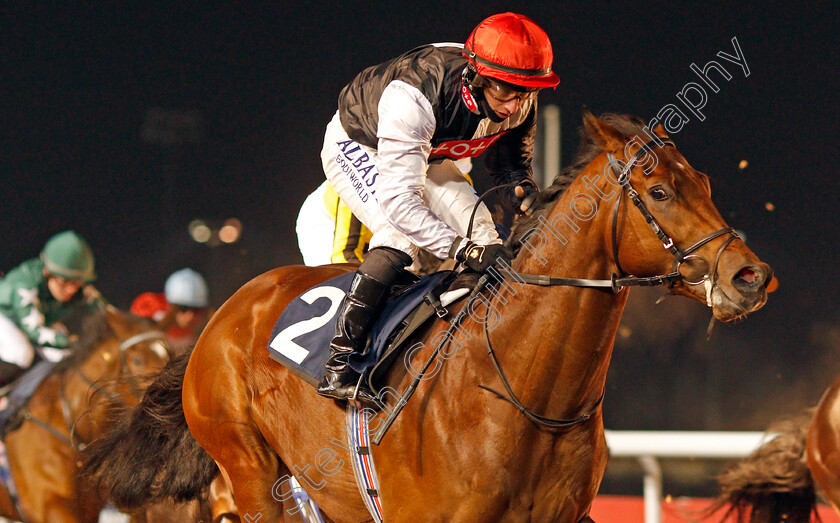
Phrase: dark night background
[{"left": 2, "top": 1, "right": 838, "bottom": 491}]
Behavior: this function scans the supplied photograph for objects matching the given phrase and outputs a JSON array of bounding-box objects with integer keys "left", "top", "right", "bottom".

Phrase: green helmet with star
[{"left": 40, "top": 231, "right": 97, "bottom": 282}]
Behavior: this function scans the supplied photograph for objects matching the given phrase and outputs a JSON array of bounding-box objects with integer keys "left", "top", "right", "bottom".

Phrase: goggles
[{"left": 484, "top": 78, "right": 539, "bottom": 103}]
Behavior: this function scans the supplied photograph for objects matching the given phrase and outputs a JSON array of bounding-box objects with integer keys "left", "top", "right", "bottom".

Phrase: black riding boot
[
  {"left": 316, "top": 247, "right": 411, "bottom": 401},
  {"left": 316, "top": 272, "right": 387, "bottom": 400}
]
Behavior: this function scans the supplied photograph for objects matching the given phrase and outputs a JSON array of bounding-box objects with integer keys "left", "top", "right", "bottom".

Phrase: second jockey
[
  {"left": 0, "top": 231, "right": 104, "bottom": 386},
  {"left": 316, "top": 12, "right": 561, "bottom": 401},
  {"left": 131, "top": 268, "right": 211, "bottom": 354}
]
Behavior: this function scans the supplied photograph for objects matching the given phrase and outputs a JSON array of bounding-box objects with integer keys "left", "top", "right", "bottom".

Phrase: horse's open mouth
[
  {"left": 737, "top": 267, "right": 758, "bottom": 284},
  {"left": 711, "top": 284, "right": 767, "bottom": 322}
]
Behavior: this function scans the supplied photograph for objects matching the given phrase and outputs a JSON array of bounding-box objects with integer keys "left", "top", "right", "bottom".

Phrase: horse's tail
[
  {"left": 708, "top": 415, "right": 817, "bottom": 523},
  {"left": 81, "top": 349, "right": 217, "bottom": 508}
]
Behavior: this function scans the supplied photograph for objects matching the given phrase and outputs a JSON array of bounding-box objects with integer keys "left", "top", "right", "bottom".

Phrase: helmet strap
[
  {"left": 462, "top": 63, "right": 483, "bottom": 91},
  {"left": 461, "top": 65, "right": 506, "bottom": 123},
  {"left": 478, "top": 97, "right": 507, "bottom": 123}
]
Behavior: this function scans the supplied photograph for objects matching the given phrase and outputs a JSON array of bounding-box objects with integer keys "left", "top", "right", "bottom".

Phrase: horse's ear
[
  {"left": 582, "top": 108, "right": 626, "bottom": 154},
  {"left": 104, "top": 305, "right": 131, "bottom": 337},
  {"left": 651, "top": 122, "right": 670, "bottom": 141},
  {"left": 104, "top": 304, "right": 120, "bottom": 321}
]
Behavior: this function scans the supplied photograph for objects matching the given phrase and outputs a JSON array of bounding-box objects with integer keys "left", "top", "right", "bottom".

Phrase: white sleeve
[{"left": 375, "top": 81, "right": 459, "bottom": 259}]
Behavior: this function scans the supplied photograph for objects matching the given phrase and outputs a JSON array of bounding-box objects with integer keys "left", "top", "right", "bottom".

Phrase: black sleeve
[{"left": 484, "top": 102, "right": 538, "bottom": 210}]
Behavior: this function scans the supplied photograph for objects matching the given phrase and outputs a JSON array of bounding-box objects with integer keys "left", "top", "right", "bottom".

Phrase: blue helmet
[{"left": 164, "top": 268, "right": 209, "bottom": 308}]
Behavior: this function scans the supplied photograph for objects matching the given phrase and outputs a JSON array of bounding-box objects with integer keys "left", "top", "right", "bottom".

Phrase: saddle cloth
[{"left": 267, "top": 271, "right": 455, "bottom": 386}]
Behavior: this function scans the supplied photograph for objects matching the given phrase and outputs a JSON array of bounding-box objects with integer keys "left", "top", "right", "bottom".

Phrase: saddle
[
  {"left": 0, "top": 360, "right": 56, "bottom": 436},
  {"left": 267, "top": 270, "right": 475, "bottom": 392}
]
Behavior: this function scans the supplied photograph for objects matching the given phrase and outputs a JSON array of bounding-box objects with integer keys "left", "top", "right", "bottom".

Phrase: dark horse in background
[
  {"left": 716, "top": 370, "right": 840, "bottom": 522},
  {"left": 0, "top": 307, "right": 172, "bottom": 522},
  {"left": 83, "top": 111, "right": 772, "bottom": 522}
]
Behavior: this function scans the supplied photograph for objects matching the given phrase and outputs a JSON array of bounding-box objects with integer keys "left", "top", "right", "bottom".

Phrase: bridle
[
  {"left": 471, "top": 138, "right": 742, "bottom": 430},
  {"left": 1, "top": 329, "right": 168, "bottom": 522},
  {"left": 606, "top": 138, "right": 740, "bottom": 294},
  {"left": 506, "top": 138, "right": 740, "bottom": 294},
  {"left": 21, "top": 329, "right": 169, "bottom": 451}
]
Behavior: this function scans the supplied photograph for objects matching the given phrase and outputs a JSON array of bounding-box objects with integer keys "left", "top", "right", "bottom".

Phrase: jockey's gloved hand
[
  {"left": 514, "top": 180, "right": 539, "bottom": 215},
  {"left": 449, "top": 237, "right": 514, "bottom": 273},
  {"left": 82, "top": 285, "right": 102, "bottom": 303}
]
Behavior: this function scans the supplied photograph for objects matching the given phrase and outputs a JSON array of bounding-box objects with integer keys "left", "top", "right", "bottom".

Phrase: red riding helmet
[
  {"left": 131, "top": 292, "right": 170, "bottom": 322},
  {"left": 463, "top": 12, "right": 560, "bottom": 89}
]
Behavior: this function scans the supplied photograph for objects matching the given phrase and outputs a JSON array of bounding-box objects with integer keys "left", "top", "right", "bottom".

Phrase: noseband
[
  {"left": 80, "top": 330, "right": 170, "bottom": 404},
  {"left": 606, "top": 139, "right": 740, "bottom": 296}
]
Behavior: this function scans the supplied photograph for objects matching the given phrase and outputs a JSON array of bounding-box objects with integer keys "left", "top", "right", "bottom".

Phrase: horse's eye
[{"left": 649, "top": 187, "right": 669, "bottom": 201}]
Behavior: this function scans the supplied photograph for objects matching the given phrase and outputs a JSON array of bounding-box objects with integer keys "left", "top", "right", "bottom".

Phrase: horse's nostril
[{"left": 737, "top": 267, "right": 758, "bottom": 284}]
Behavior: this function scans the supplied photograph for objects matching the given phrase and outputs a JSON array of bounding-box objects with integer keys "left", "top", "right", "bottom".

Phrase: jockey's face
[
  {"left": 46, "top": 273, "right": 84, "bottom": 302},
  {"left": 173, "top": 306, "right": 204, "bottom": 329},
  {"left": 175, "top": 308, "right": 196, "bottom": 329},
  {"left": 483, "top": 79, "right": 537, "bottom": 120}
]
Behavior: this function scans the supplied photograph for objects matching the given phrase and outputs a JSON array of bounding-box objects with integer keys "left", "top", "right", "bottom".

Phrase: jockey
[
  {"left": 0, "top": 231, "right": 104, "bottom": 386},
  {"left": 316, "top": 12, "right": 560, "bottom": 401},
  {"left": 130, "top": 268, "right": 211, "bottom": 353}
]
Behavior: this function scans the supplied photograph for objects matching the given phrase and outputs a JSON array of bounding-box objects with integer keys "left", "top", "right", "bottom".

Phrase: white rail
[
  {"left": 603, "top": 430, "right": 774, "bottom": 523},
  {"left": 83, "top": 431, "right": 772, "bottom": 523}
]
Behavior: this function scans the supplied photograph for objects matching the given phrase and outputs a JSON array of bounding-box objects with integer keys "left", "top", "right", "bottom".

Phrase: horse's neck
[
  {"left": 492, "top": 173, "right": 628, "bottom": 418},
  {"left": 65, "top": 341, "right": 121, "bottom": 434}
]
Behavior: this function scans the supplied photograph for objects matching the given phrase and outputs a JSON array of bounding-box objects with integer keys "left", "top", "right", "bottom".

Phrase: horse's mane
[
  {"left": 55, "top": 308, "right": 155, "bottom": 372},
  {"left": 509, "top": 113, "right": 648, "bottom": 247}
]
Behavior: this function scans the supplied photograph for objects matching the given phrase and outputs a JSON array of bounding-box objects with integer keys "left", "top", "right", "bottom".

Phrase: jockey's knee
[
  {"left": 358, "top": 247, "right": 412, "bottom": 285},
  {"left": 0, "top": 316, "right": 37, "bottom": 369}
]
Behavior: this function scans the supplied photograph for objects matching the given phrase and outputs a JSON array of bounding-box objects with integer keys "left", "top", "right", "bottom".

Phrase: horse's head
[
  {"left": 56, "top": 307, "right": 171, "bottom": 446},
  {"left": 580, "top": 111, "right": 772, "bottom": 320},
  {"left": 67, "top": 307, "right": 171, "bottom": 406},
  {"left": 101, "top": 306, "right": 171, "bottom": 392}
]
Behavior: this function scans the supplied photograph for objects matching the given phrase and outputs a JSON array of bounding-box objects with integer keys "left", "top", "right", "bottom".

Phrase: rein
[
  {"left": 460, "top": 138, "right": 741, "bottom": 430},
  {"left": 376, "top": 138, "right": 744, "bottom": 439},
  {"left": 21, "top": 330, "right": 168, "bottom": 451},
  {"left": 479, "top": 320, "right": 605, "bottom": 429}
]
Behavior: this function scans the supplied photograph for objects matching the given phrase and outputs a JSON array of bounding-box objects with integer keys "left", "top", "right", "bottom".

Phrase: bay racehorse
[
  {"left": 83, "top": 112, "right": 772, "bottom": 522},
  {"left": 715, "top": 369, "right": 840, "bottom": 522},
  {"left": 0, "top": 306, "right": 171, "bottom": 522}
]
